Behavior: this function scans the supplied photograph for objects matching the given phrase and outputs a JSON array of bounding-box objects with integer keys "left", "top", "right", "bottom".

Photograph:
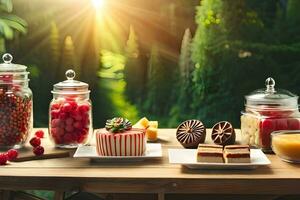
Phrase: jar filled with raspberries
[
  {"left": 0, "top": 53, "right": 33, "bottom": 149},
  {"left": 49, "top": 69, "right": 92, "bottom": 148},
  {"left": 241, "top": 77, "right": 300, "bottom": 152}
]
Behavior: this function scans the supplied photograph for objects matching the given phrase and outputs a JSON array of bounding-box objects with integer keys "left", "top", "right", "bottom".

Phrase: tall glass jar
[
  {"left": 241, "top": 77, "right": 300, "bottom": 152},
  {"left": 0, "top": 53, "right": 33, "bottom": 149},
  {"left": 49, "top": 69, "right": 93, "bottom": 148}
]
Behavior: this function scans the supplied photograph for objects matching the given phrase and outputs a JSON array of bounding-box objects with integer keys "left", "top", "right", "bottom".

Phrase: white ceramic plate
[
  {"left": 168, "top": 148, "right": 271, "bottom": 169},
  {"left": 74, "top": 143, "right": 162, "bottom": 162}
]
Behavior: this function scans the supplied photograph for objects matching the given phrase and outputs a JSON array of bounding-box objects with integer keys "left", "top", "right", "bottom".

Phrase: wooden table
[{"left": 1, "top": 128, "right": 300, "bottom": 200}]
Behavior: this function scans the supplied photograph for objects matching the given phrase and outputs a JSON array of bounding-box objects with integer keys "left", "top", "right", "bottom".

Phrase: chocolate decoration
[
  {"left": 211, "top": 121, "right": 236, "bottom": 145},
  {"left": 176, "top": 120, "right": 206, "bottom": 148}
]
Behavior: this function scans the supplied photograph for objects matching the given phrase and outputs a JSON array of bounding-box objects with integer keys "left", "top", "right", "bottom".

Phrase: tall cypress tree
[
  {"left": 169, "top": 28, "right": 194, "bottom": 126},
  {"left": 124, "top": 26, "right": 143, "bottom": 104},
  {"left": 144, "top": 45, "right": 174, "bottom": 122},
  {"left": 61, "top": 35, "right": 79, "bottom": 78}
]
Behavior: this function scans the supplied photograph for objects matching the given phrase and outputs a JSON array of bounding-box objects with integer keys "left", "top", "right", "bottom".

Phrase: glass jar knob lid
[
  {"left": 0, "top": 53, "right": 27, "bottom": 72},
  {"left": 265, "top": 77, "right": 275, "bottom": 93},
  {"left": 2, "top": 53, "right": 13, "bottom": 64},
  {"left": 245, "top": 77, "right": 298, "bottom": 109},
  {"left": 52, "top": 68, "right": 89, "bottom": 94}
]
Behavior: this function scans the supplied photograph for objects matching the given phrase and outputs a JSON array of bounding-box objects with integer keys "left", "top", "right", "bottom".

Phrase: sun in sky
[{"left": 92, "top": 0, "right": 105, "bottom": 10}]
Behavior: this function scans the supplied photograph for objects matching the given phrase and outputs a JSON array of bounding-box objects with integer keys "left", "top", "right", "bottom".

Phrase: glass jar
[
  {"left": 0, "top": 53, "right": 33, "bottom": 149},
  {"left": 241, "top": 77, "right": 300, "bottom": 152},
  {"left": 49, "top": 69, "right": 93, "bottom": 148}
]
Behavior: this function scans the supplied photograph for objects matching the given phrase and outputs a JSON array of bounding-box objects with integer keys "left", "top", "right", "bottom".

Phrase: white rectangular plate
[
  {"left": 168, "top": 148, "right": 271, "bottom": 169},
  {"left": 74, "top": 143, "right": 162, "bottom": 162}
]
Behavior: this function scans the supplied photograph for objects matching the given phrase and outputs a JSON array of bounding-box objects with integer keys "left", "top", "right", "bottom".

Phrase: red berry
[
  {"left": 29, "top": 137, "right": 41, "bottom": 147},
  {"left": 7, "top": 149, "right": 18, "bottom": 161},
  {"left": 61, "top": 103, "right": 72, "bottom": 112},
  {"left": 78, "top": 104, "right": 90, "bottom": 113},
  {"left": 65, "top": 117, "right": 74, "bottom": 125},
  {"left": 33, "top": 146, "right": 44, "bottom": 156},
  {"left": 287, "top": 118, "right": 300, "bottom": 130},
  {"left": 35, "top": 130, "right": 44, "bottom": 138},
  {"left": 63, "top": 133, "right": 73, "bottom": 143},
  {"left": 276, "top": 119, "right": 288, "bottom": 130},
  {"left": 65, "top": 125, "right": 74, "bottom": 132},
  {"left": 68, "top": 101, "right": 78, "bottom": 110},
  {"left": 260, "top": 119, "right": 275, "bottom": 148},
  {"left": 74, "top": 121, "right": 83, "bottom": 129},
  {"left": 0, "top": 153, "right": 8, "bottom": 165},
  {"left": 50, "top": 103, "right": 60, "bottom": 110},
  {"left": 51, "top": 110, "right": 60, "bottom": 119}
]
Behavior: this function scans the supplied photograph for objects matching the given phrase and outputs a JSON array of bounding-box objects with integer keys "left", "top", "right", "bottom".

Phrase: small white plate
[
  {"left": 74, "top": 143, "right": 162, "bottom": 162},
  {"left": 168, "top": 148, "right": 271, "bottom": 169}
]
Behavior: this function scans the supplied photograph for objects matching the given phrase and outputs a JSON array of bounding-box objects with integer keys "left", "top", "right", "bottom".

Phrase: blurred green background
[{"left": 1, "top": 0, "right": 300, "bottom": 129}]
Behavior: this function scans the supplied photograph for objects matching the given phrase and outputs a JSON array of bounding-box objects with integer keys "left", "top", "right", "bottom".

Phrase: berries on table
[
  {"left": 35, "top": 130, "right": 45, "bottom": 138},
  {"left": 29, "top": 137, "right": 41, "bottom": 147},
  {"left": 33, "top": 146, "right": 44, "bottom": 156},
  {"left": 6, "top": 149, "right": 18, "bottom": 161},
  {"left": 0, "top": 153, "right": 8, "bottom": 165}
]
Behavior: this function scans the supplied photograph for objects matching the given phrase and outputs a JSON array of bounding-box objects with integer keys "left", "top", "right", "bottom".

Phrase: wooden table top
[{"left": 1, "top": 128, "right": 300, "bottom": 195}]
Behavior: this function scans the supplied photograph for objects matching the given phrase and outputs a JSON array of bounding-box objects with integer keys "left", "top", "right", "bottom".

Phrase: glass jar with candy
[
  {"left": 241, "top": 77, "right": 300, "bottom": 152},
  {"left": 0, "top": 53, "right": 33, "bottom": 149},
  {"left": 49, "top": 69, "right": 92, "bottom": 148}
]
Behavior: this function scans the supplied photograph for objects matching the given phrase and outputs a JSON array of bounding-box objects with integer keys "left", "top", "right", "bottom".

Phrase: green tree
[
  {"left": 61, "top": 35, "right": 79, "bottom": 78},
  {"left": 124, "top": 26, "right": 144, "bottom": 104},
  {"left": 49, "top": 21, "right": 60, "bottom": 72},
  {"left": 144, "top": 45, "right": 175, "bottom": 123},
  {"left": 191, "top": 0, "right": 300, "bottom": 127},
  {"left": 0, "top": 0, "right": 27, "bottom": 52},
  {"left": 169, "top": 28, "right": 194, "bottom": 126}
]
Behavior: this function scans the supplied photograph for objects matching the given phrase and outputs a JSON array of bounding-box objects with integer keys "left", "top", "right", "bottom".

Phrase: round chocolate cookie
[
  {"left": 176, "top": 120, "right": 206, "bottom": 148},
  {"left": 211, "top": 121, "right": 236, "bottom": 145}
]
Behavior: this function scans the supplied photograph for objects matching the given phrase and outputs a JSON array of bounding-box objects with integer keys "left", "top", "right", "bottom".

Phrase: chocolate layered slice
[
  {"left": 197, "top": 144, "right": 224, "bottom": 163},
  {"left": 224, "top": 145, "right": 250, "bottom": 163}
]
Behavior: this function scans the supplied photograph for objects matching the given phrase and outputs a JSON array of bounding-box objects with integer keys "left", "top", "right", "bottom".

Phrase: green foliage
[
  {"left": 190, "top": 0, "right": 300, "bottom": 127},
  {"left": 0, "top": 0, "right": 26, "bottom": 52},
  {"left": 124, "top": 26, "right": 144, "bottom": 104},
  {"left": 98, "top": 50, "right": 139, "bottom": 123},
  {"left": 50, "top": 21, "right": 60, "bottom": 69},
  {"left": 169, "top": 28, "right": 194, "bottom": 126},
  {"left": 144, "top": 45, "right": 175, "bottom": 121},
  {"left": 61, "top": 35, "right": 78, "bottom": 78}
]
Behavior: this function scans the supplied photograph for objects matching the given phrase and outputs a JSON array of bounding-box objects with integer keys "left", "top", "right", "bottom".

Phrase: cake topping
[
  {"left": 176, "top": 119, "right": 206, "bottom": 148},
  {"left": 105, "top": 117, "right": 132, "bottom": 133},
  {"left": 211, "top": 121, "right": 236, "bottom": 145}
]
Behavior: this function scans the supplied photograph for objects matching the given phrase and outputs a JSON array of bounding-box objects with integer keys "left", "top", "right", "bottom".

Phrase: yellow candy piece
[
  {"left": 133, "top": 117, "right": 149, "bottom": 128},
  {"left": 146, "top": 127, "right": 158, "bottom": 142},
  {"left": 149, "top": 121, "right": 158, "bottom": 129}
]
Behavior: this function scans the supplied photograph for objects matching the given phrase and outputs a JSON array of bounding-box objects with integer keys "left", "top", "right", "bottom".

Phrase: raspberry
[
  {"left": 33, "top": 146, "right": 44, "bottom": 156},
  {"left": 6, "top": 149, "right": 18, "bottom": 161},
  {"left": 287, "top": 118, "right": 300, "bottom": 130},
  {"left": 276, "top": 119, "right": 288, "bottom": 130},
  {"left": 29, "top": 137, "right": 41, "bottom": 147},
  {"left": 61, "top": 103, "right": 72, "bottom": 112},
  {"left": 0, "top": 153, "right": 8, "bottom": 165},
  {"left": 35, "top": 130, "right": 44, "bottom": 138}
]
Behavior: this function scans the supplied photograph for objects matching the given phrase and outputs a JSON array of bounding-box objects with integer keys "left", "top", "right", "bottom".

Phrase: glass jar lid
[
  {"left": 0, "top": 53, "right": 27, "bottom": 72},
  {"left": 52, "top": 69, "right": 89, "bottom": 94},
  {"left": 245, "top": 77, "right": 298, "bottom": 110}
]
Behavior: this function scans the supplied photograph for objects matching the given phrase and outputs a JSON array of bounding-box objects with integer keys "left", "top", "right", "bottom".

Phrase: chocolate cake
[
  {"left": 176, "top": 120, "right": 206, "bottom": 148},
  {"left": 211, "top": 121, "right": 236, "bottom": 145}
]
